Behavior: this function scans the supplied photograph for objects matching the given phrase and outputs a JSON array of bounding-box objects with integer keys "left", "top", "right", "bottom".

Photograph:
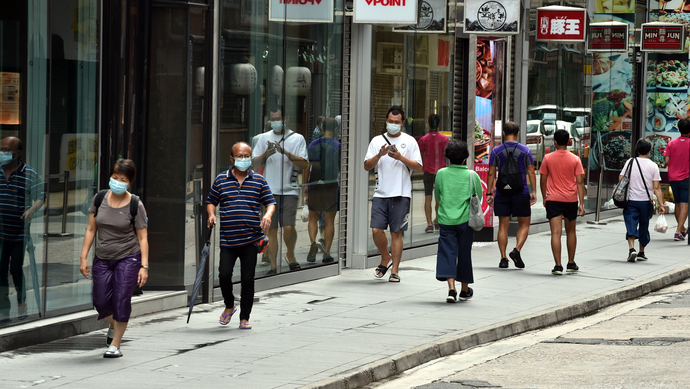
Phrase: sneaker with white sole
[
  {"left": 552, "top": 265, "right": 563, "bottom": 275},
  {"left": 458, "top": 287, "right": 473, "bottom": 301},
  {"left": 446, "top": 290, "right": 457, "bottom": 303},
  {"left": 103, "top": 345, "right": 122, "bottom": 358},
  {"left": 566, "top": 262, "right": 579, "bottom": 273},
  {"left": 637, "top": 252, "right": 648, "bottom": 261},
  {"left": 627, "top": 248, "right": 637, "bottom": 262},
  {"left": 106, "top": 328, "right": 114, "bottom": 346}
]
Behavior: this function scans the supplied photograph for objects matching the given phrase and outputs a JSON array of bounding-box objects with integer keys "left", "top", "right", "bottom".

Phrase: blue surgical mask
[
  {"left": 0, "top": 151, "right": 14, "bottom": 165},
  {"left": 109, "top": 178, "right": 128, "bottom": 195},
  {"left": 234, "top": 158, "right": 252, "bottom": 172},
  {"left": 386, "top": 123, "right": 401, "bottom": 135},
  {"left": 271, "top": 121, "right": 284, "bottom": 133}
]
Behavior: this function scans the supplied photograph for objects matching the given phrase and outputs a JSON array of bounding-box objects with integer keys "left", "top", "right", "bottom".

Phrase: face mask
[
  {"left": 109, "top": 178, "right": 129, "bottom": 195},
  {"left": 386, "top": 123, "right": 401, "bottom": 135},
  {"left": 271, "top": 121, "right": 284, "bottom": 133},
  {"left": 234, "top": 158, "right": 252, "bottom": 172},
  {"left": 0, "top": 151, "right": 14, "bottom": 165}
]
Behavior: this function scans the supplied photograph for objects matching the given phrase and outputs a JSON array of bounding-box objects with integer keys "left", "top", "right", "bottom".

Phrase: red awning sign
[
  {"left": 588, "top": 22, "right": 629, "bottom": 52},
  {"left": 536, "top": 6, "right": 586, "bottom": 43}
]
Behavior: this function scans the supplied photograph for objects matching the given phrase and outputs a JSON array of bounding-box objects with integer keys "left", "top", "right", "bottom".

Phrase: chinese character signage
[
  {"left": 464, "top": 0, "right": 520, "bottom": 35},
  {"left": 641, "top": 23, "right": 686, "bottom": 52},
  {"left": 588, "top": 22, "right": 629, "bottom": 52},
  {"left": 536, "top": 6, "right": 586, "bottom": 42},
  {"left": 269, "top": 0, "right": 334, "bottom": 23},
  {"left": 353, "top": 0, "right": 418, "bottom": 24}
]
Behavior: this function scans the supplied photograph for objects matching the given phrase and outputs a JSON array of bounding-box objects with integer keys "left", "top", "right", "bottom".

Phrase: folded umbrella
[
  {"left": 187, "top": 223, "right": 214, "bottom": 323},
  {"left": 26, "top": 235, "right": 41, "bottom": 318}
]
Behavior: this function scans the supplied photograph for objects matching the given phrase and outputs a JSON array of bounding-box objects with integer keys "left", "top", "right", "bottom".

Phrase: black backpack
[
  {"left": 92, "top": 189, "right": 140, "bottom": 229},
  {"left": 496, "top": 144, "right": 525, "bottom": 195}
]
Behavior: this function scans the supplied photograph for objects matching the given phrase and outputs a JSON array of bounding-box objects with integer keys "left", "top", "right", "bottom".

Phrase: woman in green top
[{"left": 435, "top": 140, "right": 481, "bottom": 302}]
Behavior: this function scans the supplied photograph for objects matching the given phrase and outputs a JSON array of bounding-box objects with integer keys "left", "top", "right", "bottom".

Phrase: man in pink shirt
[
  {"left": 664, "top": 118, "right": 690, "bottom": 241},
  {"left": 539, "top": 130, "right": 586, "bottom": 275},
  {"left": 418, "top": 114, "right": 449, "bottom": 233}
]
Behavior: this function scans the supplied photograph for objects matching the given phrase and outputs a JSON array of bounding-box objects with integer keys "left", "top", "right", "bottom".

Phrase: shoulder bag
[
  {"left": 468, "top": 170, "right": 485, "bottom": 231},
  {"left": 612, "top": 158, "right": 634, "bottom": 209}
]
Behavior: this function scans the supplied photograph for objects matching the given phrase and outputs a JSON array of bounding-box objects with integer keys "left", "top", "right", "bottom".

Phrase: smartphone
[
  {"left": 390, "top": 144, "right": 397, "bottom": 152},
  {"left": 267, "top": 141, "right": 276, "bottom": 150}
]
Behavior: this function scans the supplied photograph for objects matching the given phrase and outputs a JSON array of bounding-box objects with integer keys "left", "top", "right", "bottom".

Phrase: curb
[{"left": 300, "top": 265, "right": 690, "bottom": 389}]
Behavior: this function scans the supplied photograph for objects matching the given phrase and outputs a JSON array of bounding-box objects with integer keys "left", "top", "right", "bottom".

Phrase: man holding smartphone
[{"left": 364, "top": 106, "right": 423, "bottom": 283}]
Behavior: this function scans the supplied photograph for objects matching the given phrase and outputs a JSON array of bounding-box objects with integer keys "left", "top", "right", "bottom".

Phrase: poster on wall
[
  {"left": 474, "top": 41, "right": 495, "bottom": 166},
  {"left": 593, "top": 0, "right": 634, "bottom": 13},
  {"left": 269, "top": 0, "right": 334, "bottom": 23},
  {"left": 59, "top": 134, "right": 98, "bottom": 179},
  {"left": 464, "top": 0, "right": 520, "bottom": 34},
  {"left": 474, "top": 164, "right": 494, "bottom": 227},
  {"left": 394, "top": 0, "right": 446, "bottom": 33},
  {"left": 0, "top": 72, "right": 20, "bottom": 125}
]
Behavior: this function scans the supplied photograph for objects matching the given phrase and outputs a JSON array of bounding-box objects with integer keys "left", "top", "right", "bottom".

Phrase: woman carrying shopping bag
[
  {"left": 79, "top": 159, "right": 149, "bottom": 358},
  {"left": 619, "top": 139, "right": 665, "bottom": 262},
  {"left": 434, "top": 140, "right": 482, "bottom": 302}
]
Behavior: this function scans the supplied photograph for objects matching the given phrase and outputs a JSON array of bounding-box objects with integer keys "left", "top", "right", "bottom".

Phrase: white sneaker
[{"left": 103, "top": 345, "right": 123, "bottom": 358}]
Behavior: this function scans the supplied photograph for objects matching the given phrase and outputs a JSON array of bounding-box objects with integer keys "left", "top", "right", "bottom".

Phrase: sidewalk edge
[{"left": 300, "top": 265, "right": 690, "bottom": 389}]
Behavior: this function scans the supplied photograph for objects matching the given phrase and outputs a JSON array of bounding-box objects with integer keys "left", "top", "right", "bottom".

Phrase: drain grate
[{"left": 545, "top": 337, "right": 690, "bottom": 346}]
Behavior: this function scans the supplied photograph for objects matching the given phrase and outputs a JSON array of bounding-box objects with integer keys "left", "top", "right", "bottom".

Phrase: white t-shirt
[
  {"left": 620, "top": 157, "right": 661, "bottom": 201},
  {"left": 364, "top": 132, "right": 423, "bottom": 198},
  {"left": 253, "top": 130, "right": 308, "bottom": 196}
]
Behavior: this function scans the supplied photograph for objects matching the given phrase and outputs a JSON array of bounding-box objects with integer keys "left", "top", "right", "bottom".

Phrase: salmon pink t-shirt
[
  {"left": 663, "top": 136, "right": 690, "bottom": 182},
  {"left": 418, "top": 132, "right": 449, "bottom": 175},
  {"left": 539, "top": 150, "right": 585, "bottom": 203}
]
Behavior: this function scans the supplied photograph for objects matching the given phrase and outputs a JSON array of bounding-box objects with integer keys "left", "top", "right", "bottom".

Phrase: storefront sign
[
  {"left": 269, "top": 0, "right": 334, "bottom": 23},
  {"left": 588, "top": 22, "right": 629, "bottom": 52},
  {"left": 353, "top": 0, "right": 418, "bottom": 24},
  {"left": 0, "top": 72, "right": 20, "bottom": 125},
  {"left": 394, "top": 0, "right": 446, "bottom": 33},
  {"left": 464, "top": 0, "right": 520, "bottom": 35},
  {"left": 641, "top": 23, "right": 685, "bottom": 52},
  {"left": 536, "top": 6, "right": 586, "bottom": 42}
]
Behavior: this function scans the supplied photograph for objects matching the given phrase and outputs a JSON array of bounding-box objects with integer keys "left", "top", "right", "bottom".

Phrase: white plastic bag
[
  {"left": 654, "top": 214, "right": 668, "bottom": 233},
  {"left": 301, "top": 204, "right": 309, "bottom": 223}
]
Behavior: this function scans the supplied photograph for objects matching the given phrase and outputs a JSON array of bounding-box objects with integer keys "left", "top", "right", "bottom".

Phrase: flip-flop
[
  {"left": 239, "top": 320, "right": 252, "bottom": 330},
  {"left": 17, "top": 306, "right": 28, "bottom": 320},
  {"left": 389, "top": 274, "right": 400, "bottom": 283},
  {"left": 219, "top": 306, "right": 237, "bottom": 325},
  {"left": 375, "top": 257, "right": 393, "bottom": 279}
]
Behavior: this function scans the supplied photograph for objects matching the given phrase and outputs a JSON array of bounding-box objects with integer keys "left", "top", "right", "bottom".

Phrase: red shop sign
[
  {"left": 588, "top": 22, "right": 629, "bottom": 52},
  {"left": 536, "top": 6, "right": 586, "bottom": 43},
  {"left": 641, "top": 23, "right": 685, "bottom": 52}
]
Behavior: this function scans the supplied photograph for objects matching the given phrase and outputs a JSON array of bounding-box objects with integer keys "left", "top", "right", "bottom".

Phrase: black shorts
[
  {"left": 370, "top": 197, "right": 410, "bottom": 232},
  {"left": 308, "top": 183, "right": 339, "bottom": 213},
  {"left": 423, "top": 172, "right": 436, "bottom": 196},
  {"left": 546, "top": 201, "right": 578, "bottom": 221},
  {"left": 493, "top": 193, "right": 531, "bottom": 218}
]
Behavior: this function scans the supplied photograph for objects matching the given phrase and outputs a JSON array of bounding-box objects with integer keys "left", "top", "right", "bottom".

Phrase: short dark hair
[
  {"left": 316, "top": 116, "right": 325, "bottom": 126},
  {"left": 636, "top": 138, "right": 652, "bottom": 156},
  {"left": 503, "top": 121, "right": 519, "bottom": 136},
  {"left": 270, "top": 105, "right": 284, "bottom": 118},
  {"left": 445, "top": 140, "right": 469, "bottom": 165},
  {"left": 679, "top": 118, "right": 690, "bottom": 135},
  {"left": 428, "top": 114, "right": 440, "bottom": 131},
  {"left": 322, "top": 118, "right": 338, "bottom": 133},
  {"left": 386, "top": 106, "right": 406, "bottom": 123},
  {"left": 112, "top": 159, "right": 137, "bottom": 183},
  {"left": 554, "top": 129, "right": 569, "bottom": 146}
]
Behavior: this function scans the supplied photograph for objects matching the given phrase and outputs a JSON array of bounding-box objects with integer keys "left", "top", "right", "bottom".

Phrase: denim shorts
[{"left": 670, "top": 179, "right": 689, "bottom": 204}]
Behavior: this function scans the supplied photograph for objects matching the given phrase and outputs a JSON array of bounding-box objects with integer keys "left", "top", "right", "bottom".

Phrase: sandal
[
  {"left": 389, "top": 274, "right": 400, "bottom": 283},
  {"left": 18, "top": 305, "right": 28, "bottom": 320},
  {"left": 239, "top": 320, "right": 252, "bottom": 330},
  {"left": 375, "top": 258, "right": 393, "bottom": 279},
  {"left": 288, "top": 262, "right": 301, "bottom": 271},
  {"left": 219, "top": 306, "right": 237, "bottom": 325}
]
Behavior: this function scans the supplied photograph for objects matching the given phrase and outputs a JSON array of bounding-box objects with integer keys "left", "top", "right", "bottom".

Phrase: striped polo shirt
[
  {"left": 206, "top": 168, "right": 276, "bottom": 248},
  {"left": 0, "top": 161, "right": 45, "bottom": 241}
]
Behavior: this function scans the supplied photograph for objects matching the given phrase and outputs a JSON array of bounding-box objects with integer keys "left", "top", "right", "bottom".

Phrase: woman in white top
[{"left": 619, "top": 139, "right": 665, "bottom": 262}]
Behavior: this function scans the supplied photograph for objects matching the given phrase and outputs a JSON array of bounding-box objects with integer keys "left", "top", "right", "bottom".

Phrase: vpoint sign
[{"left": 353, "top": 0, "right": 419, "bottom": 24}]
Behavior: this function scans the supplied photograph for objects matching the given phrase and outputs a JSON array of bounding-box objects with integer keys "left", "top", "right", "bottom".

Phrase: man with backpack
[{"left": 486, "top": 122, "right": 537, "bottom": 269}]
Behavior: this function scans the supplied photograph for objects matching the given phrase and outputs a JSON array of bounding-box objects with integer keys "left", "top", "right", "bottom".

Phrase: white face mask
[
  {"left": 386, "top": 123, "right": 401, "bottom": 135},
  {"left": 271, "top": 121, "right": 284, "bottom": 134}
]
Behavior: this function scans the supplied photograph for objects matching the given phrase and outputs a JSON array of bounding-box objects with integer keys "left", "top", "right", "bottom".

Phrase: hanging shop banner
[
  {"left": 641, "top": 23, "right": 686, "bottom": 52},
  {"left": 464, "top": 0, "right": 520, "bottom": 35},
  {"left": 353, "top": 0, "right": 418, "bottom": 24},
  {"left": 0, "top": 72, "right": 20, "bottom": 125},
  {"left": 536, "top": 6, "right": 587, "bottom": 42},
  {"left": 269, "top": 0, "right": 334, "bottom": 23},
  {"left": 588, "top": 22, "right": 629, "bottom": 52},
  {"left": 394, "top": 0, "right": 446, "bottom": 33}
]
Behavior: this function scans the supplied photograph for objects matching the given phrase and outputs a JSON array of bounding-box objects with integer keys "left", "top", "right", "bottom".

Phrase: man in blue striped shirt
[
  {"left": 0, "top": 137, "right": 44, "bottom": 323},
  {"left": 207, "top": 142, "right": 275, "bottom": 329}
]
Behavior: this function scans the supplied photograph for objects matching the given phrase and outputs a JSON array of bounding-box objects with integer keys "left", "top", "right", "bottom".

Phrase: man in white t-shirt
[
  {"left": 364, "top": 107, "right": 423, "bottom": 283},
  {"left": 253, "top": 106, "right": 309, "bottom": 275}
]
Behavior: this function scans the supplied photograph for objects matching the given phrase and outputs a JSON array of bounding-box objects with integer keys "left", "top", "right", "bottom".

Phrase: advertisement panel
[
  {"left": 536, "top": 6, "right": 587, "bottom": 42},
  {"left": 353, "top": 0, "right": 418, "bottom": 24},
  {"left": 464, "top": 0, "right": 520, "bottom": 35},
  {"left": 641, "top": 23, "right": 686, "bottom": 52},
  {"left": 0, "top": 72, "right": 20, "bottom": 125},
  {"left": 588, "top": 22, "right": 629, "bottom": 52},
  {"left": 269, "top": 0, "right": 334, "bottom": 23}
]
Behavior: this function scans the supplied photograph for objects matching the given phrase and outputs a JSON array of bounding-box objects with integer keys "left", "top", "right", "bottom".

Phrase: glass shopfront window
[
  {"left": 1, "top": 0, "right": 99, "bottom": 327},
  {"left": 367, "top": 25, "right": 455, "bottom": 253},
  {"left": 216, "top": 1, "right": 344, "bottom": 280}
]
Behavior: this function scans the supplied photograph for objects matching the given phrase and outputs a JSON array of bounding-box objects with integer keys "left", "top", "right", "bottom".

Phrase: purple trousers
[{"left": 92, "top": 252, "right": 141, "bottom": 322}]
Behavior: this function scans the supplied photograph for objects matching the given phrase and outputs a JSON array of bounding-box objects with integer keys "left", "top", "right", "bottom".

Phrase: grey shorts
[
  {"left": 370, "top": 197, "right": 410, "bottom": 232},
  {"left": 271, "top": 195, "right": 298, "bottom": 229},
  {"left": 423, "top": 172, "right": 436, "bottom": 196}
]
